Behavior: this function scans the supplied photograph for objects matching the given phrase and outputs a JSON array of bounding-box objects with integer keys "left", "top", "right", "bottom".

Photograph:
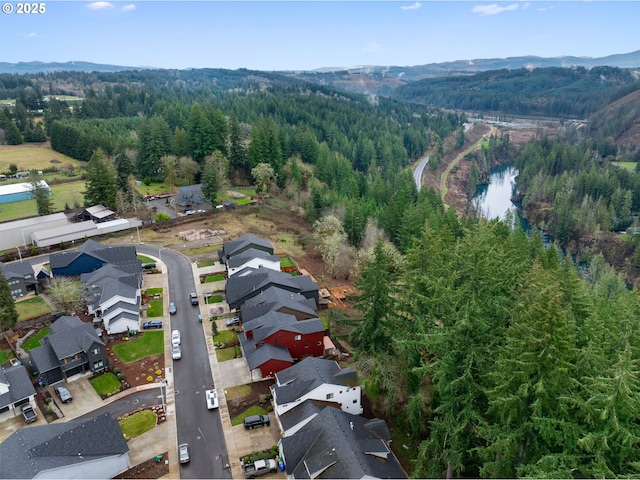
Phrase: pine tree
[
  {"left": 84, "top": 149, "right": 117, "bottom": 209},
  {"left": 0, "top": 272, "right": 19, "bottom": 329},
  {"left": 28, "top": 171, "right": 54, "bottom": 216},
  {"left": 200, "top": 157, "right": 219, "bottom": 206}
]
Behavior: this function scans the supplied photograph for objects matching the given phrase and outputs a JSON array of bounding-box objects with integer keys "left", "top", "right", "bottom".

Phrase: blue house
[{"left": 49, "top": 240, "right": 140, "bottom": 277}]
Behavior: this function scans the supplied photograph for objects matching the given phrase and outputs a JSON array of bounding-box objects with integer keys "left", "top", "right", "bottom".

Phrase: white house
[
  {"left": 270, "top": 357, "right": 363, "bottom": 420},
  {"left": 227, "top": 248, "right": 281, "bottom": 277}
]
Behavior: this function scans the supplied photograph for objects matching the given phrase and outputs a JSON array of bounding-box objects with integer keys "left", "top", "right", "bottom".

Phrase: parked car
[
  {"left": 171, "top": 330, "right": 181, "bottom": 345},
  {"left": 190, "top": 293, "right": 198, "bottom": 305},
  {"left": 21, "top": 404, "right": 37, "bottom": 423},
  {"left": 226, "top": 316, "right": 241, "bottom": 327},
  {"left": 172, "top": 344, "right": 182, "bottom": 360},
  {"left": 179, "top": 443, "right": 190, "bottom": 464},
  {"left": 169, "top": 302, "right": 177, "bottom": 315},
  {"left": 143, "top": 320, "right": 163, "bottom": 329},
  {"left": 205, "top": 389, "right": 218, "bottom": 409},
  {"left": 53, "top": 384, "right": 73, "bottom": 403},
  {"left": 243, "top": 414, "right": 270, "bottom": 429}
]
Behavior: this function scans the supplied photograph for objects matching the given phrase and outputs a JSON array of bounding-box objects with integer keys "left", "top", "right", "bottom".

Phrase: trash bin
[
  {"left": 154, "top": 455, "right": 163, "bottom": 463},
  {"left": 198, "top": 315, "right": 203, "bottom": 323}
]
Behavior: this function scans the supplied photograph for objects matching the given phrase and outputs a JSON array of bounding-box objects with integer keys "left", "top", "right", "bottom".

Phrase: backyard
[{"left": 15, "top": 296, "right": 53, "bottom": 321}]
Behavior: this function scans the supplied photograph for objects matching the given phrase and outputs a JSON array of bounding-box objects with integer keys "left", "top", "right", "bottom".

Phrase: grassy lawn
[
  {"left": 197, "top": 259, "right": 215, "bottom": 268},
  {"left": 183, "top": 245, "right": 219, "bottom": 256},
  {"left": 134, "top": 181, "right": 171, "bottom": 196},
  {"left": 15, "top": 297, "right": 53, "bottom": 321},
  {"left": 225, "top": 384, "right": 251, "bottom": 400},
  {"left": 0, "top": 179, "right": 85, "bottom": 222},
  {"left": 137, "top": 254, "right": 156, "bottom": 264},
  {"left": 612, "top": 161, "right": 637, "bottom": 171},
  {"left": 214, "top": 330, "right": 238, "bottom": 343},
  {"left": 22, "top": 327, "right": 51, "bottom": 351},
  {"left": 90, "top": 372, "right": 121, "bottom": 396},
  {"left": 224, "top": 188, "right": 256, "bottom": 199},
  {"left": 0, "top": 145, "right": 83, "bottom": 172},
  {"left": 215, "top": 346, "right": 238, "bottom": 362},
  {"left": 146, "top": 299, "right": 163, "bottom": 317},
  {"left": 204, "top": 273, "right": 225, "bottom": 283},
  {"left": 0, "top": 349, "right": 13, "bottom": 364},
  {"left": 145, "top": 287, "right": 163, "bottom": 296},
  {"left": 118, "top": 410, "right": 157, "bottom": 438},
  {"left": 231, "top": 405, "right": 269, "bottom": 426},
  {"left": 280, "top": 256, "right": 296, "bottom": 268},
  {"left": 205, "top": 294, "right": 223, "bottom": 304},
  {"left": 113, "top": 331, "right": 164, "bottom": 363}
]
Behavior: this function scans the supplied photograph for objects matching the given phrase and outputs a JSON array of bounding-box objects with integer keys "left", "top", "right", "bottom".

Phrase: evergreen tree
[
  {"left": 187, "top": 103, "right": 215, "bottom": 164},
  {"left": 0, "top": 272, "right": 18, "bottom": 329},
  {"left": 28, "top": 171, "right": 54, "bottom": 216},
  {"left": 84, "top": 149, "right": 118, "bottom": 209},
  {"left": 200, "top": 157, "right": 219, "bottom": 206},
  {"left": 228, "top": 113, "right": 248, "bottom": 174}
]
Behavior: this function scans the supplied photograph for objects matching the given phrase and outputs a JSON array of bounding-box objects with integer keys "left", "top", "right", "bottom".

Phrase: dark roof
[
  {"left": 0, "top": 365, "right": 36, "bottom": 409},
  {"left": 273, "top": 357, "right": 358, "bottom": 405},
  {"left": 28, "top": 344, "right": 60, "bottom": 374},
  {"left": 241, "top": 294, "right": 317, "bottom": 323},
  {"left": 47, "top": 316, "right": 104, "bottom": 359},
  {"left": 0, "top": 261, "right": 35, "bottom": 280},
  {"left": 173, "top": 184, "right": 204, "bottom": 207},
  {"left": 0, "top": 412, "right": 129, "bottom": 479},
  {"left": 227, "top": 248, "right": 281, "bottom": 269},
  {"left": 240, "top": 335, "right": 293, "bottom": 371},
  {"left": 49, "top": 242, "right": 139, "bottom": 270},
  {"left": 243, "top": 311, "right": 298, "bottom": 336},
  {"left": 281, "top": 407, "right": 407, "bottom": 479},
  {"left": 220, "top": 234, "right": 274, "bottom": 260},
  {"left": 253, "top": 317, "right": 324, "bottom": 344},
  {"left": 278, "top": 398, "right": 325, "bottom": 433},
  {"left": 226, "top": 269, "right": 313, "bottom": 308}
]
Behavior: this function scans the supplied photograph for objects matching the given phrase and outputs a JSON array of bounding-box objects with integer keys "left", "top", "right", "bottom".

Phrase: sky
[{"left": 1, "top": 1, "right": 639, "bottom": 72}]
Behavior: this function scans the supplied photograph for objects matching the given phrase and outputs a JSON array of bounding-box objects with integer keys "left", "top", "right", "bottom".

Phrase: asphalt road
[
  {"left": 137, "top": 245, "right": 230, "bottom": 479},
  {"left": 413, "top": 154, "right": 429, "bottom": 192}
]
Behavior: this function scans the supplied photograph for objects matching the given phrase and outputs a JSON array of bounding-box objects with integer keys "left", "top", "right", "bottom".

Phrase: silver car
[
  {"left": 179, "top": 443, "right": 190, "bottom": 463},
  {"left": 53, "top": 384, "right": 73, "bottom": 403}
]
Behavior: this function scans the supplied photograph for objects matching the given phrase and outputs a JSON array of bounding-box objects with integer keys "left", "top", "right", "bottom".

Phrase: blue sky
[{"left": 2, "top": 1, "right": 639, "bottom": 71}]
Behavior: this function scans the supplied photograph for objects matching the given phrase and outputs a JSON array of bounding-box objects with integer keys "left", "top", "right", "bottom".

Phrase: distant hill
[
  {"left": 0, "top": 61, "right": 146, "bottom": 74},
  {"left": 285, "top": 50, "right": 640, "bottom": 95}
]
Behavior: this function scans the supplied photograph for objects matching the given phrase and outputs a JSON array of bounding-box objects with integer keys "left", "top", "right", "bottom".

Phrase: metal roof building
[
  {"left": 0, "top": 181, "right": 50, "bottom": 204},
  {"left": 0, "top": 212, "right": 68, "bottom": 251}
]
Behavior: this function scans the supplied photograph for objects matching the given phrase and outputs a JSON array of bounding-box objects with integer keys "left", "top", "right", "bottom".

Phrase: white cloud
[
  {"left": 121, "top": 4, "right": 136, "bottom": 12},
  {"left": 471, "top": 3, "right": 520, "bottom": 16},
  {"left": 24, "top": 32, "right": 39, "bottom": 38},
  {"left": 86, "top": 2, "right": 114, "bottom": 10},
  {"left": 401, "top": 2, "right": 422, "bottom": 11}
]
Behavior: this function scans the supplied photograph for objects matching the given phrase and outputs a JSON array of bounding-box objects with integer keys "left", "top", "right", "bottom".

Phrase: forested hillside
[
  {"left": 393, "top": 66, "right": 640, "bottom": 118},
  {"left": 2, "top": 67, "right": 640, "bottom": 478}
]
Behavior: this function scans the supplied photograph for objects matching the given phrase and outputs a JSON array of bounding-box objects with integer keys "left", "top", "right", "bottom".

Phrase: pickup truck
[
  {"left": 21, "top": 404, "right": 37, "bottom": 423},
  {"left": 242, "top": 459, "right": 277, "bottom": 478}
]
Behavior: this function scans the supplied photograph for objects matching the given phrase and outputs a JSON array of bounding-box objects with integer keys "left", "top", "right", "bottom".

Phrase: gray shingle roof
[
  {"left": 253, "top": 317, "right": 324, "bottom": 343},
  {"left": 0, "top": 365, "right": 36, "bottom": 409},
  {"left": 282, "top": 407, "right": 407, "bottom": 479},
  {"left": 227, "top": 248, "right": 281, "bottom": 269},
  {"left": 0, "top": 412, "right": 129, "bottom": 479},
  {"left": 226, "top": 269, "right": 319, "bottom": 309},
  {"left": 47, "top": 316, "right": 104, "bottom": 359},
  {"left": 0, "top": 261, "right": 35, "bottom": 280},
  {"left": 28, "top": 344, "right": 60, "bottom": 374},
  {"left": 220, "top": 234, "right": 274, "bottom": 261},
  {"left": 240, "top": 335, "right": 293, "bottom": 371},
  {"left": 278, "top": 398, "right": 325, "bottom": 433}
]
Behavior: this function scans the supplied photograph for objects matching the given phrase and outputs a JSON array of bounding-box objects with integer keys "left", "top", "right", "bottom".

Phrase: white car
[
  {"left": 172, "top": 344, "right": 182, "bottom": 360},
  {"left": 171, "top": 329, "right": 181, "bottom": 345},
  {"left": 205, "top": 389, "right": 218, "bottom": 409},
  {"left": 179, "top": 443, "right": 190, "bottom": 464}
]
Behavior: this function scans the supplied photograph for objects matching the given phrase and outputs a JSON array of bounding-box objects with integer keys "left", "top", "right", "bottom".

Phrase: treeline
[
  {"left": 348, "top": 214, "right": 640, "bottom": 478},
  {"left": 393, "top": 66, "right": 640, "bottom": 118}
]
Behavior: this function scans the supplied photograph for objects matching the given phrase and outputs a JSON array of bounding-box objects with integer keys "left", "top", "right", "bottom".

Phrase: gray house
[
  {"left": 218, "top": 234, "right": 274, "bottom": 264},
  {"left": 28, "top": 316, "right": 107, "bottom": 386},
  {"left": 279, "top": 406, "right": 408, "bottom": 479},
  {"left": 0, "top": 364, "right": 37, "bottom": 422},
  {"left": 240, "top": 286, "right": 318, "bottom": 322},
  {"left": 0, "top": 412, "right": 130, "bottom": 479},
  {"left": 0, "top": 261, "right": 39, "bottom": 298}
]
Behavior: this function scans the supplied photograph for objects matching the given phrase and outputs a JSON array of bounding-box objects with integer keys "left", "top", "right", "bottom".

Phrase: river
[{"left": 473, "top": 163, "right": 518, "bottom": 221}]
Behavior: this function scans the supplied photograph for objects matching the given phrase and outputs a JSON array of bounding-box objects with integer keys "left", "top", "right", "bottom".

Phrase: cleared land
[{"left": 0, "top": 144, "right": 83, "bottom": 172}]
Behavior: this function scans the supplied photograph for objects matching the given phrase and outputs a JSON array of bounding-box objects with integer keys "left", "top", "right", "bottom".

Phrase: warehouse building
[
  {"left": 0, "top": 181, "right": 50, "bottom": 204},
  {"left": 0, "top": 212, "right": 69, "bottom": 251}
]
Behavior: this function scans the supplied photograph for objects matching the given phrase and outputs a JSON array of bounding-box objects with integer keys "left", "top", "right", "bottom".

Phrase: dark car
[
  {"left": 169, "top": 302, "right": 177, "bottom": 315},
  {"left": 189, "top": 293, "right": 198, "bottom": 305},
  {"left": 243, "top": 414, "right": 270, "bottom": 429},
  {"left": 54, "top": 384, "right": 73, "bottom": 403},
  {"left": 143, "top": 320, "right": 163, "bottom": 329}
]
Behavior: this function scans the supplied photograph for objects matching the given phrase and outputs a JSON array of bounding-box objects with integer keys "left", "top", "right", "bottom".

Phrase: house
[
  {"left": 225, "top": 269, "right": 318, "bottom": 310},
  {"left": 0, "top": 412, "right": 130, "bottom": 479},
  {"left": 28, "top": 316, "right": 107, "bottom": 386},
  {"left": 49, "top": 240, "right": 140, "bottom": 277},
  {"left": 271, "top": 357, "right": 362, "bottom": 417},
  {"left": 240, "top": 337, "right": 293, "bottom": 379},
  {"left": 240, "top": 286, "right": 318, "bottom": 322},
  {"left": 82, "top": 264, "right": 142, "bottom": 335},
  {"left": 0, "top": 364, "right": 37, "bottom": 422},
  {"left": 244, "top": 312, "right": 325, "bottom": 359},
  {"left": 278, "top": 406, "right": 407, "bottom": 479},
  {"left": 0, "top": 261, "right": 39, "bottom": 298},
  {"left": 173, "top": 184, "right": 204, "bottom": 209},
  {"left": 227, "top": 248, "right": 281, "bottom": 277},
  {"left": 217, "top": 234, "right": 274, "bottom": 264}
]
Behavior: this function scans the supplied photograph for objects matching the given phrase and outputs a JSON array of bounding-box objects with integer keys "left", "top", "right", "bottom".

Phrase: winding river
[{"left": 472, "top": 163, "right": 519, "bottom": 221}]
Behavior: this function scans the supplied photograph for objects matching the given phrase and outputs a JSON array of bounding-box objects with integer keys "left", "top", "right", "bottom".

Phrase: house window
[
  {"left": 353, "top": 399, "right": 358, "bottom": 403},
  {"left": 294, "top": 335, "right": 301, "bottom": 341},
  {"left": 304, "top": 344, "right": 309, "bottom": 348},
  {"left": 93, "top": 360, "right": 104, "bottom": 370},
  {"left": 92, "top": 348, "right": 99, "bottom": 355},
  {"left": 326, "top": 393, "right": 334, "bottom": 400},
  {"left": 317, "top": 341, "right": 322, "bottom": 346},
  {"left": 274, "top": 339, "right": 278, "bottom": 344}
]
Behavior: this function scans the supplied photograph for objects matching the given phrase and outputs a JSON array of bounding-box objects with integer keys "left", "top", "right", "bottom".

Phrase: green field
[
  {"left": 22, "top": 327, "right": 51, "bottom": 351},
  {"left": 15, "top": 297, "right": 53, "bottom": 321},
  {"left": 0, "top": 179, "right": 85, "bottom": 222},
  {"left": 0, "top": 146, "right": 83, "bottom": 173},
  {"left": 113, "top": 331, "right": 164, "bottom": 363},
  {"left": 612, "top": 162, "right": 637, "bottom": 171}
]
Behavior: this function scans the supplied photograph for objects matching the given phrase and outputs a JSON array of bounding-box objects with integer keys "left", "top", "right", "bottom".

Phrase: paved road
[
  {"left": 413, "top": 154, "right": 429, "bottom": 192},
  {"left": 137, "top": 245, "right": 230, "bottom": 479}
]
